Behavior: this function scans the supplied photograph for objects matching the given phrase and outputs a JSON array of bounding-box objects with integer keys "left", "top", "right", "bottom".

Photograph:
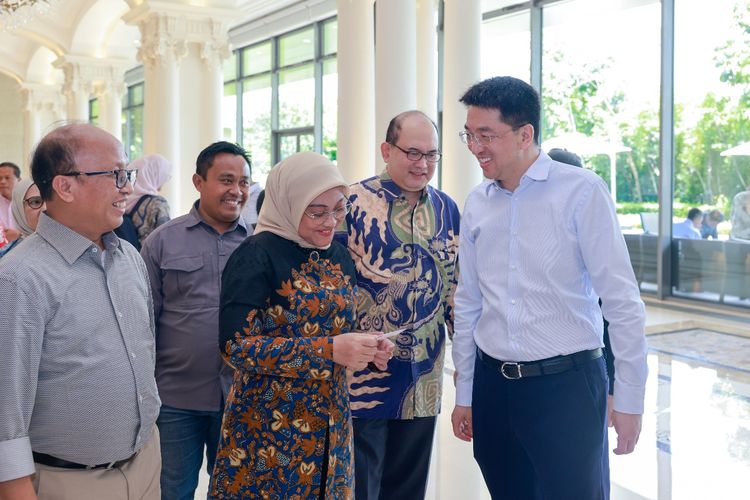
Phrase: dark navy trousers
[{"left": 472, "top": 351, "right": 610, "bottom": 500}]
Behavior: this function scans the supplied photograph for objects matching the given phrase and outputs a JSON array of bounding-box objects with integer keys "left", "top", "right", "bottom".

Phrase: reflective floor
[{"left": 197, "top": 299, "right": 750, "bottom": 499}]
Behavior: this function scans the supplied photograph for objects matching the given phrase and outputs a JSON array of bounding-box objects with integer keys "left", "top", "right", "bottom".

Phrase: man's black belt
[
  {"left": 477, "top": 347, "right": 603, "bottom": 380},
  {"left": 33, "top": 451, "right": 136, "bottom": 470}
]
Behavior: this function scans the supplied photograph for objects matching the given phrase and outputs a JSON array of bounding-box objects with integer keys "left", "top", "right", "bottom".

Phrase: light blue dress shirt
[
  {"left": 452, "top": 150, "right": 648, "bottom": 415},
  {"left": 672, "top": 218, "right": 701, "bottom": 239}
]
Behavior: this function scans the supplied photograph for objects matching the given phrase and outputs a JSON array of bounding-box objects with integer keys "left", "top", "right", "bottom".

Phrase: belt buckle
[{"left": 500, "top": 362, "right": 522, "bottom": 380}]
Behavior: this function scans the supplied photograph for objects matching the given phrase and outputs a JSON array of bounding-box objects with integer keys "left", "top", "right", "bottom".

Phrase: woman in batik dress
[{"left": 209, "top": 152, "right": 394, "bottom": 500}]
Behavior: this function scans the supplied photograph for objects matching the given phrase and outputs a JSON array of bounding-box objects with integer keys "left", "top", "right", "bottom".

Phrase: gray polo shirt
[
  {"left": 0, "top": 213, "right": 160, "bottom": 482},
  {"left": 140, "top": 202, "right": 249, "bottom": 412}
]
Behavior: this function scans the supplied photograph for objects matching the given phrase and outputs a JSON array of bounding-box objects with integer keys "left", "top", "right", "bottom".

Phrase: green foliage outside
[{"left": 542, "top": 2, "right": 750, "bottom": 222}]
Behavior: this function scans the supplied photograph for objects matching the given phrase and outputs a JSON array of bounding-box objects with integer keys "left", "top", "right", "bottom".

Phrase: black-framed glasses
[
  {"left": 458, "top": 126, "right": 524, "bottom": 146},
  {"left": 388, "top": 143, "right": 442, "bottom": 163},
  {"left": 23, "top": 196, "right": 44, "bottom": 209},
  {"left": 304, "top": 202, "right": 353, "bottom": 224},
  {"left": 60, "top": 169, "right": 138, "bottom": 189}
]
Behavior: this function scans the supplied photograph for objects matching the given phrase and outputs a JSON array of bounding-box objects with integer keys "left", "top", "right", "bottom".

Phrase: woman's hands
[{"left": 332, "top": 332, "right": 396, "bottom": 371}]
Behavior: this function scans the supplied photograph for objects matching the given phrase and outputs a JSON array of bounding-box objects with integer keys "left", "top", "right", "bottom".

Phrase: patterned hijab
[
  {"left": 126, "top": 154, "right": 172, "bottom": 212},
  {"left": 10, "top": 178, "right": 36, "bottom": 237},
  {"left": 254, "top": 151, "right": 349, "bottom": 249}
]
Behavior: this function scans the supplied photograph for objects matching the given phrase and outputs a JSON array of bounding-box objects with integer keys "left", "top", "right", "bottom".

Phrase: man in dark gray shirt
[
  {"left": 0, "top": 124, "right": 161, "bottom": 499},
  {"left": 140, "top": 141, "right": 251, "bottom": 500}
]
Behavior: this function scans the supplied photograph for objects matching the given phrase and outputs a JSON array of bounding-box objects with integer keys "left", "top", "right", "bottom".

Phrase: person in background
[
  {"left": 140, "top": 142, "right": 252, "bottom": 500},
  {"left": 0, "top": 178, "right": 46, "bottom": 257},
  {"left": 210, "top": 152, "right": 394, "bottom": 499},
  {"left": 451, "top": 76, "right": 647, "bottom": 499},
  {"left": 335, "top": 110, "right": 460, "bottom": 500},
  {"left": 673, "top": 207, "right": 703, "bottom": 239},
  {"left": 0, "top": 123, "right": 160, "bottom": 499},
  {"left": 0, "top": 161, "right": 22, "bottom": 242},
  {"left": 240, "top": 173, "right": 262, "bottom": 227},
  {"left": 730, "top": 186, "right": 750, "bottom": 241},
  {"left": 547, "top": 147, "right": 617, "bottom": 418},
  {"left": 124, "top": 154, "right": 172, "bottom": 246},
  {"left": 701, "top": 209, "right": 724, "bottom": 239}
]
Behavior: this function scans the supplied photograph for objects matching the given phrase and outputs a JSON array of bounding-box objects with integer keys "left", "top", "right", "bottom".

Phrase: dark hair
[
  {"left": 687, "top": 207, "right": 703, "bottom": 221},
  {"left": 256, "top": 189, "right": 265, "bottom": 214},
  {"left": 0, "top": 162, "right": 21, "bottom": 179},
  {"left": 547, "top": 148, "right": 583, "bottom": 168},
  {"left": 196, "top": 141, "right": 251, "bottom": 179},
  {"left": 385, "top": 110, "right": 438, "bottom": 145},
  {"left": 31, "top": 126, "right": 81, "bottom": 201},
  {"left": 459, "top": 76, "right": 541, "bottom": 144}
]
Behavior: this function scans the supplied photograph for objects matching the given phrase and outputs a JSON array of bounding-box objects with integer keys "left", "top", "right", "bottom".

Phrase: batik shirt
[
  {"left": 210, "top": 232, "right": 357, "bottom": 500},
  {"left": 335, "top": 172, "right": 460, "bottom": 419}
]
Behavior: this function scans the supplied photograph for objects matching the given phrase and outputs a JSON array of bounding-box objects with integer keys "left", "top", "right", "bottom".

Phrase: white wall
[{"left": 0, "top": 75, "right": 25, "bottom": 174}]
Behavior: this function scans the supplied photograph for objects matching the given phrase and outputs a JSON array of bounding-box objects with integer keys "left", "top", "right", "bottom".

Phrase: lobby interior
[{"left": 1, "top": 0, "right": 749, "bottom": 498}]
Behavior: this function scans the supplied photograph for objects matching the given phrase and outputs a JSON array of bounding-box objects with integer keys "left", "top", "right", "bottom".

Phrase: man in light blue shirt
[
  {"left": 450, "top": 76, "right": 648, "bottom": 500},
  {"left": 673, "top": 207, "right": 702, "bottom": 239}
]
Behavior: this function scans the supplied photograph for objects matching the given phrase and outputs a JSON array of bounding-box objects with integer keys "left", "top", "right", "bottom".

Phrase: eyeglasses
[
  {"left": 23, "top": 196, "right": 44, "bottom": 209},
  {"left": 304, "top": 202, "right": 353, "bottom": 224},
  {"left": 458, "top": 126, "right": 523, "bottom": 147},
  {"left": 60, "top": 169, "right": 138, "bottom": 189},
  {"left": 389, "top": 143, "right": 442, "bottom": 163}
]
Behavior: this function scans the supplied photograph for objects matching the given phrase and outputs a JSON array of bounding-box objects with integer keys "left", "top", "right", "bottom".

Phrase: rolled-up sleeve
[{"left": 0, "top": 277, "right": 44, "bottom": 482}]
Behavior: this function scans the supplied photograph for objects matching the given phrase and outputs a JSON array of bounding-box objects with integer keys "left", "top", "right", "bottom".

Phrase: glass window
[
  {"left": 222, "top": 82, "right": 237, "bottom": 142},
  {"left": 121, "top": 83, "right": 144, "bottom": 161},
  {"left": 242, "top": 42, "right": 272, "bottom": 76},
  {"left": 322, "top": 19, "right": 337, "bottom": 56},
  {"left": 672, "top": 0, "right": 750, "bottom": 306},
  {"left": 481, "top": 11, "right": 530, "bottom": 81},
  {"left": 223, "top": 53, "right": 238, "bottom": 81},
  {"left": 278, "top": 64, "right": 315, "bottom": 129},
  {"left": 279, "top": 27, "right": 315, "bottom": 66},
  {"left": 322, "top": 58, "right": 338, "bottom": 161},
  {"left": 89, "top": 98, "right": 99, "bottom": 125},
  {"left": 243, "top": 75, "right": 273, "bottom": 179}
]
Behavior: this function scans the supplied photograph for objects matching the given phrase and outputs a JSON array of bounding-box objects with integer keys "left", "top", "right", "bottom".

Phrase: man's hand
[
  {"left": 332, "top": 333, "right": 379, "bottom": 371},
  {"left": 611, "top": 410, "right": 642, "bottom": 455},
  {"left": 371, "top": 337, "right": 395, "bottom": 371},
  {"left": 451, "top": 405, "right": 473, "bottom": 442}
]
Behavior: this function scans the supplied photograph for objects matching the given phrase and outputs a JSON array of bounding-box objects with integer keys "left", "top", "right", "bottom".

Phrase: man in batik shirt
[{"left": 335, "top": 110, "right": 460, "bottom": 500}]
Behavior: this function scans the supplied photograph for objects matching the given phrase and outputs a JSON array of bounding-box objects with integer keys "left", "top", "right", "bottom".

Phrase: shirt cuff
[
  {"left": 612, "top": 380, "right": 646, "bottom": 414},
  {"left": 0, "top": 435, "right": 35, "bottom": 482},
  {"left": 455, "top": 380, "right": 474, "bottom": 407}
]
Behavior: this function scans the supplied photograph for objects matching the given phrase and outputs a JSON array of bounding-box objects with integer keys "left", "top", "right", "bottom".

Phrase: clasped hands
[{"left": 332, "top": 331, "right": 396, "bottom": 371}]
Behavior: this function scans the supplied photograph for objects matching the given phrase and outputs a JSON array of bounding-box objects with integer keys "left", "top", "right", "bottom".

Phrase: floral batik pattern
[
  {"left": 335, "top": 172, "right": 460, "bottom": 419},
  {"left": 210, "top": 233, "right": 357, "bottom": 499}
]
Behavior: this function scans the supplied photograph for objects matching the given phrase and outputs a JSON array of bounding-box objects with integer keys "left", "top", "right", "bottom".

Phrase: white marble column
[
  {"left": 20, "top": 83, "right": 64, "bottom": 163},
  {"left": 416, "top": 0, "right": 439, "bottom": 121},
  {"left": 441, "top": 0, "right": 483, "bottom": 208},
  {"left": 375, "top": 0, "right": 417, "bottom": 169},
  {"left": 96, "top": 81, "right": 126, "bottom": 141},
  {"left": 336, "top": 0, "right": 376, "bottom": 183}
]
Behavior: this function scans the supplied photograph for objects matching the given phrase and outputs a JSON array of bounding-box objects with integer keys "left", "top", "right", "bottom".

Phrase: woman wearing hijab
[
  {"left": 125, "top": 154, "right": 172, "bottom": 245},
  {"left": 0, "top": 178, "right": 45, "bottom": 257},
  {"left": 209, "top": 152, "right": 394, "bottom": 500}
]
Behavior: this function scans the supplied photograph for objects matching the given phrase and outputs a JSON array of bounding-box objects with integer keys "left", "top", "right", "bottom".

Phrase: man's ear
[
  {"left": 380, "top": 142, "right": 391, "bottom": 163},
  {"left": 192, "top": 173, "right": 203, "bottom": 192},
  {"left": 51, "top": 175, "right": 75, "bottom": 203},
  {"left": 519, "top": 123, "right": 535, "bottom": 149}
]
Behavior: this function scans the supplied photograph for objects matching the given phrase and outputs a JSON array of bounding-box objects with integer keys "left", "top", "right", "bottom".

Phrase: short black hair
[
  {"left": 256, "top": 189, "right": 265, "bottom": 214},
  {"left": 459, "top": 76, "right": 541, "bottom": 144},
  {"left": 385, "top": 110, "right": 438, "bottom": 145},
  {"left": 0, "top": 162, "right": 21, "bottom": 179},
  {"left": 548, "top": 148, "right": 583, "bottom": 168},
  {"left": 196, "top": 141, "right": 251, "bottom": 179},
  {"left": 687, "top": 207, "right": 703, "bottom": 221},
  {"left": 30, "top": 126, "right": 81, "bottom": 201}
]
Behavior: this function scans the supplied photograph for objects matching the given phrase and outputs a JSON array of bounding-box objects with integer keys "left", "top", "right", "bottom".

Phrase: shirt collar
[
  {"left": 186, "top": 200, "right": 249, "bottom": 234},
  {"left": 485, "top": 149, "right": 550, "bottom": 195},
  {"left": 35, "top": 212, "right": 120, "bottom": 265},
  {"left": 377, "top": 169, "right": 430, "bottom": 204}
]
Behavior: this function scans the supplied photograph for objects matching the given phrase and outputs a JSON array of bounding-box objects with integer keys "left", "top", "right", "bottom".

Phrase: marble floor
[{"left": 197, "top": 298, "right": 750, "bottom": 499}]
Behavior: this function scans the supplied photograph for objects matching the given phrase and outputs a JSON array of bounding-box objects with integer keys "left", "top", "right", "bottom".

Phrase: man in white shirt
[
  {"left": 450, "top": 76, "right": 648, "bottom": 499},
  {"left": 0, "top": 161, "right": 21, "bottom": 241},
  {"left": 672, "top": 207, "right": 702, "bottom": 239}
]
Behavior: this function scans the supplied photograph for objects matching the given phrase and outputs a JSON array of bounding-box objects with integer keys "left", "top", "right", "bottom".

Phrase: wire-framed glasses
[
  {"left": 458, "top": 126, "right": 523, "bottom": 146},
  {"left": 304, "top": 202, "right": 353, "bottom": 224},
  {"left": 389, "top": 143, "right": 442, "bottom": 163},
  {"left": 59, "top": 169, "right": 138, "bottom": 189}
]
